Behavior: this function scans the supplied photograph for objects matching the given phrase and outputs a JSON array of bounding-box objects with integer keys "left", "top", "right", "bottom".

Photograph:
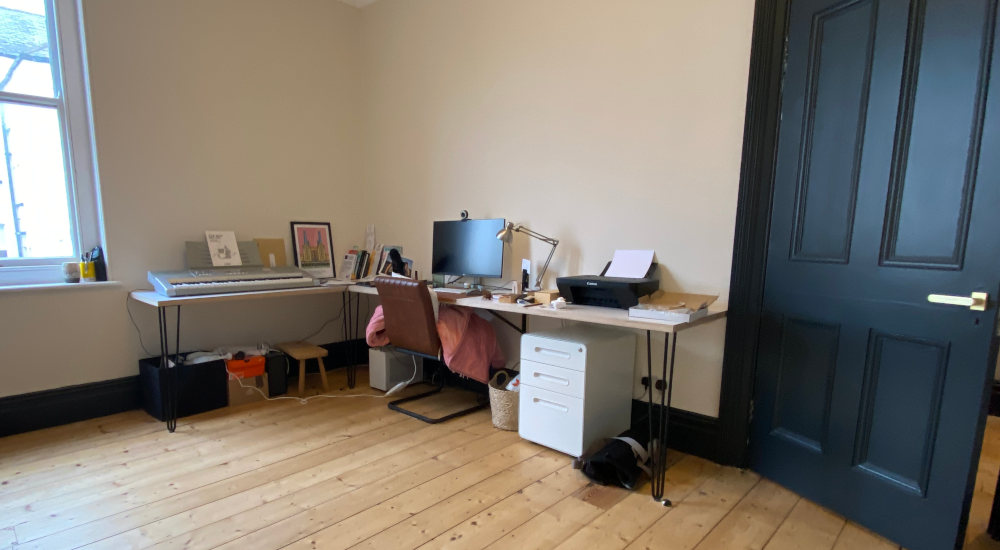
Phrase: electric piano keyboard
[{"left": 148, "top": 267, "right": 317, "bottom": 296}]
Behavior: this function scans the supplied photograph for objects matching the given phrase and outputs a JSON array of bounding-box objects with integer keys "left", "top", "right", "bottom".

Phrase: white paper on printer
[{"left": 604, "top": 249, "right": 654, "bottom": 278}]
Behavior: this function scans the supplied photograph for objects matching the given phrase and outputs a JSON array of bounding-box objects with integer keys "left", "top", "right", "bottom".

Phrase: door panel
[
  {"left": 772, "top": 318, "right": 839, "bottom": 453},
  {"left": 751, "top": 0, "right": 1000, "bottom": 548},
  {"left": 883, "top": 0, "right": 993, "bottom": 266},
  {"left": 854, "top": 332, "right": 948, "bottom": 496},
  {"left": 790, "top": 0, "right": 875, "bottom": 263}
]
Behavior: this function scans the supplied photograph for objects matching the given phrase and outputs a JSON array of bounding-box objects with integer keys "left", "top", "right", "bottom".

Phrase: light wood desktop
[{"left": 348, "top": 283, "right": 727, "bottom": 333}]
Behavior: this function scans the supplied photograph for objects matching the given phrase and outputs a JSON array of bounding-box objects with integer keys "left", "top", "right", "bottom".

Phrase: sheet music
[{"left": 205, "top": 231, "right": 242, "bottom": 267}]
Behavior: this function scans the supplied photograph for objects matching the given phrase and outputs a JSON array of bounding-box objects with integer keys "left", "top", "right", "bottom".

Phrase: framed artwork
[{"left": 290, "top": 221, "right": 335, "bottom": 279}]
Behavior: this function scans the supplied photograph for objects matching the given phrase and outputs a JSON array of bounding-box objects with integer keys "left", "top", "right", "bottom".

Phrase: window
[{"left": 0, "top": 0, "right": 101, "bottom": 285}]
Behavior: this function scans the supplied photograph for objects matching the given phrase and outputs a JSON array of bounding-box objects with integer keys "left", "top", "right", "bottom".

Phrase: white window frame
[{"left": 0, "top": 0, "right": 103, "bottom": 286}]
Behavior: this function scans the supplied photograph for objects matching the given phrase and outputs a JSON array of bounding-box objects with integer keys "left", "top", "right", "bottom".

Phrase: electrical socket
[
  {"left": 641, "top": 376, "right": 651, "bottom": 387},
  {"left": 655, "top": 379, "right": 667, "bottom": 391}
]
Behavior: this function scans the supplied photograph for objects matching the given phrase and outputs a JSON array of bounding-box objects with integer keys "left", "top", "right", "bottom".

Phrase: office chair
[{"left": 374, "top": 276, "right": 489, "bottom": 423}]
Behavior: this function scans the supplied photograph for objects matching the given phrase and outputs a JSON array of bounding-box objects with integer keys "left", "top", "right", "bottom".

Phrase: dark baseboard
[
  {"left": 0, "top": 376, "right": 141, "bottom": 437},
  {"left": 0, "top": 338, "right": 371, "bottom": 438},
  {"left": 990, "top": 381, "right": 1000, "bottom": 417},
  {"left": 631, "top": 400, "right": 722, "bottom": 464},
  {"left": 320, "top": 338, "right": 369, "bottom": 370}
]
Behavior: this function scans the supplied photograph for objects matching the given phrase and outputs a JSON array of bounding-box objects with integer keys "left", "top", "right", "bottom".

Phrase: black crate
[{"left": 139, "top": 357, "right": 228, "bottom": 421}]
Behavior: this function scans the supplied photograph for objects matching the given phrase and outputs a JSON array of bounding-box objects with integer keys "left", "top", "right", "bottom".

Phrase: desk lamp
[{"left": 496, "top": 222, "right": 559, "bottom": 291}]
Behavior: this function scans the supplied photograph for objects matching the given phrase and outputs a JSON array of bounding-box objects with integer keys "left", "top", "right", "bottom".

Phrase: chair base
[{"left": 388, "top": 380, "right": 489, "bottom": 424}]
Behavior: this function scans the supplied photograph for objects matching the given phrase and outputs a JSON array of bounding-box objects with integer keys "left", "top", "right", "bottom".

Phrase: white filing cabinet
[{"left": 518, "top": 326, "right": 635, "bottom": 457}]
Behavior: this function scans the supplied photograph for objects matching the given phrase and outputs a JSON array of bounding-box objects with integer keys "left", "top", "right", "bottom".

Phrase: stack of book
[{"left": 339, "top": 244, "right": 412, "bottom": 280}]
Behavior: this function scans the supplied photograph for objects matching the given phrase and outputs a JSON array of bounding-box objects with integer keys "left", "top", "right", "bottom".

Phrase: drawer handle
[
  {"left": 532, "top": 372, "right": 570, "bottom": 386},
  {"left": 534, "top": 347, "right": 571, "bottom": 360},
  {"left": 533, "top": 397, "right": 569, "bottom": 413}
]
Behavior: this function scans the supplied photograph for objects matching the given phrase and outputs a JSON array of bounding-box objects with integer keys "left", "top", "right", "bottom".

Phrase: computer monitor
[{"left": 432, "top": 218, "right": 505, "bottom": 279}]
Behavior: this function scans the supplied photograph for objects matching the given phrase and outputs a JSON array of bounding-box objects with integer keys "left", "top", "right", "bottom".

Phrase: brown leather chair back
[{"left": 374, "top": 276, "right": 441, "bottom": 357}]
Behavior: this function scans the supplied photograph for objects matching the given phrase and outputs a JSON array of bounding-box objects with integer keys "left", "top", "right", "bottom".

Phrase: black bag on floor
[{"left": 579, "top": 429, "right": 651, "bottom": 490}]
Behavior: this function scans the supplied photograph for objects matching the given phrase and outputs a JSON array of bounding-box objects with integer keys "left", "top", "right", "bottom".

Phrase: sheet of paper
[
  {"left": 365, "top": 224, "right": 376, "bottom": 252},
  {"left": 604, "top": 249, "right": 654, "bottom": 278},
  {"left": 205, "top": 231, "right": 242, "bottom": 267}
]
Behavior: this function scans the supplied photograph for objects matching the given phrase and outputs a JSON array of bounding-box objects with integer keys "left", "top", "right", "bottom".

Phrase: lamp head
[{"left": 496, "top": 222, "right": 516, "bottom": 243}]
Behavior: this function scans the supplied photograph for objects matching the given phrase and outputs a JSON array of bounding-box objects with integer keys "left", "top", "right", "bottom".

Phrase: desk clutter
[
  {"left": 137, "top": 345, "right": 326, "bottom": 421},
  {"left": 628, "top": 290, "right": 718, "bottom": 322}
]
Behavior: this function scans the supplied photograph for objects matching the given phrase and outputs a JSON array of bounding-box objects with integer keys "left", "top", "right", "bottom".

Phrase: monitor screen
[{"left": 432, "top": 218, "right": 505, "bottom": 278}]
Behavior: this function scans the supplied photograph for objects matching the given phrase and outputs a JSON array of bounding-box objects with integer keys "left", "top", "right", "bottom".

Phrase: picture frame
[{"left": 290, "top": 221, "right": 335, "bottom": 279}]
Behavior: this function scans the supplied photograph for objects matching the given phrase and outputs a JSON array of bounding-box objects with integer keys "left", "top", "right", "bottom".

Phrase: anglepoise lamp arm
[{"left": 496, "top": 222, "right": 560, "bottom": 290}]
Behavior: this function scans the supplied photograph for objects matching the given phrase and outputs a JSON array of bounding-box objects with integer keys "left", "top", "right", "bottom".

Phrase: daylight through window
[{"left": 0, "top": 0, "right": 101, "bottom": 284}]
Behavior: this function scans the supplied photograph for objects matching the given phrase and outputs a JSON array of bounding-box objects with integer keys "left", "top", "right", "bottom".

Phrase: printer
[{"left": 556, "top": 262, "right": 659, "bottom": 309}]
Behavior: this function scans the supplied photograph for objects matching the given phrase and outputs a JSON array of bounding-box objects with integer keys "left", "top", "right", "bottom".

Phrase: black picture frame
[{"left": 290, "top": 221, "right": 335, "bottom": 279}]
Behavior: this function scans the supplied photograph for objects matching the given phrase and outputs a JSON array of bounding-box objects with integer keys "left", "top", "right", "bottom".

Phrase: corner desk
[
  {"left": 348, "top": 284, "right": 727, "bottom": 505},
  {"left": 130, "top": 283, "right": 726, "bottom": 505}
]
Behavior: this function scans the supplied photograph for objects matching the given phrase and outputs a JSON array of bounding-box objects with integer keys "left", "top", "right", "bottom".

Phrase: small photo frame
[{"left": 290, "top": 221, "right": 335, "bottom": 279}]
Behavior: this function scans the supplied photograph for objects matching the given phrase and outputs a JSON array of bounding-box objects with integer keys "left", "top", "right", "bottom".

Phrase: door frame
[{"left": 717, "top": 0, "right": 789, "bottom": 467}]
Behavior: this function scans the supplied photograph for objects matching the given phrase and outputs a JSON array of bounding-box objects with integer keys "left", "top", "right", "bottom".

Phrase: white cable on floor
[{"left": 230, "top": 360, "right": 395, "bottom": 404}]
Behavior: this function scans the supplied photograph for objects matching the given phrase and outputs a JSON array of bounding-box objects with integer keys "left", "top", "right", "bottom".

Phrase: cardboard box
[
  {"left": 228, "top": 373, "right": 268, "bottom": 406},
  {"left": 628, "top": 290, "right": 718, "bottom": 323},
  {"left": 629, "top": 305, "right": 710, "bottom": 322},
  {"left": 532, "top": 289, "right": 560, "bottom": 305},
  {"left": 494, "top": 293, "right": 518, "bottom": 304}
]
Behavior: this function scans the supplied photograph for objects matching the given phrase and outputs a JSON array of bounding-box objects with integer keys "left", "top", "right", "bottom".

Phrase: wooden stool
[{"left": 276, "top": 341, "right": 329, "bottom": 395}]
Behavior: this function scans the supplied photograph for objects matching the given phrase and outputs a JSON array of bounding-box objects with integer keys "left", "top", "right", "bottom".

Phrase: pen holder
[{"left": 79, "top": 261, "right": 97, "bottom": 282}]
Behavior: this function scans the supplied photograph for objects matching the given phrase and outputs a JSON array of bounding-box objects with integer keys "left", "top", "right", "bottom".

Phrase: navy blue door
[{"left": 750, "top": 1, "right": 1000, "bottom": 549}]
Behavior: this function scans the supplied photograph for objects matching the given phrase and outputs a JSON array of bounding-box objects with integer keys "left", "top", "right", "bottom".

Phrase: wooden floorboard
[{"left": 1, "top": 368, "right": 997, "bottom": 550}]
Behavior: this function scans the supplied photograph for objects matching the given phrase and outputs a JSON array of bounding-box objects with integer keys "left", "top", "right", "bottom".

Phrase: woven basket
[{"left": 488, "top": 371, "right": 519, "bottom": 431}]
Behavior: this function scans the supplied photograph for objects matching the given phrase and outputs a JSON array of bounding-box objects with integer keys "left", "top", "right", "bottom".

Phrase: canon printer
[{"left": 556, "top": 262, "right": 659, "bottom": 309}]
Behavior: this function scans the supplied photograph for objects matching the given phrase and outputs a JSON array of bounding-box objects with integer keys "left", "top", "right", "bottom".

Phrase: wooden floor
[{"left": 0, "top": 367, "right": 997, "bottom": 550}]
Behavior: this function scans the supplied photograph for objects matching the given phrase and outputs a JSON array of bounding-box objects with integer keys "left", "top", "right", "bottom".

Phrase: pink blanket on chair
[{"left": 365, "top": 305, "right": 504, "bottom": 384}]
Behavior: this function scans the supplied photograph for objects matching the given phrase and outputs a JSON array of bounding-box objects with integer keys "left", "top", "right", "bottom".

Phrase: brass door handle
[{"left": 927, "top": 291, "right": 988, "bottom": 311}]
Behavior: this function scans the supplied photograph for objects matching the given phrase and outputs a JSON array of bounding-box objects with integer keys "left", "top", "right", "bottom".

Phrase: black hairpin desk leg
[
  {"left": 646, "top": 330, "right": 678, "bottom": 505},
  {"left": 989, "top": 469, "right": 1000, "bottom": 540},
  {"left": 157, "top": 305, "right": 181, "bottom": 433},
  {"left": 341, "top": 291, "right": 360, "bottom": 389},
  {"left": 350, "top": 292, "right": 363, "bottom": 388}
]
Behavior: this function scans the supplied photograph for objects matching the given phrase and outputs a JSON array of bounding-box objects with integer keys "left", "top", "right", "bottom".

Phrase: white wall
[
  {"left": 0, "top": 0, "right": 364, "bottom": 397},
  {"left": 359, "top": 0, "right": 755, "bottom": 416},
  {"left": 0, "top": 0, "right": 756, "bottom": 419}
]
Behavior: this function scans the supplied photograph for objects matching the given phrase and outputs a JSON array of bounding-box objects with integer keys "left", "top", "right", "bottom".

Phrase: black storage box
[{"left": 139, "top": 357, "right": 228, "bottom": 421}]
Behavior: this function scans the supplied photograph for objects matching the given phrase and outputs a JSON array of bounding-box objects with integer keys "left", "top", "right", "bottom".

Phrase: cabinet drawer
[
  {"left": 521, "top": 359, "right": 585, "bottom": 398},
  {"left": 521, "top": 334, "right": 587, "bottom": 371},
  {"left": 518, "top": 385, "right": 584, "bottom": 457}
]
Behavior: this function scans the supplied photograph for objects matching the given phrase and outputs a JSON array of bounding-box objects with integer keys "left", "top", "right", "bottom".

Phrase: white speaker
[{"left": 368, "top": 348, "right": 422, "bottom": 391}]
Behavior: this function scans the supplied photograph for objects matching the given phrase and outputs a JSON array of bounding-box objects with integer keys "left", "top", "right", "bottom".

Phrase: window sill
[{"left": 0, "top": 281, "right": 122, "bottom": 294}]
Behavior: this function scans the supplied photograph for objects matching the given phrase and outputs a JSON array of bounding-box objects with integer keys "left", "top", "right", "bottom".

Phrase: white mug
[{"left": 62, "top": 261, "right": 80, "bottom": 283}]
